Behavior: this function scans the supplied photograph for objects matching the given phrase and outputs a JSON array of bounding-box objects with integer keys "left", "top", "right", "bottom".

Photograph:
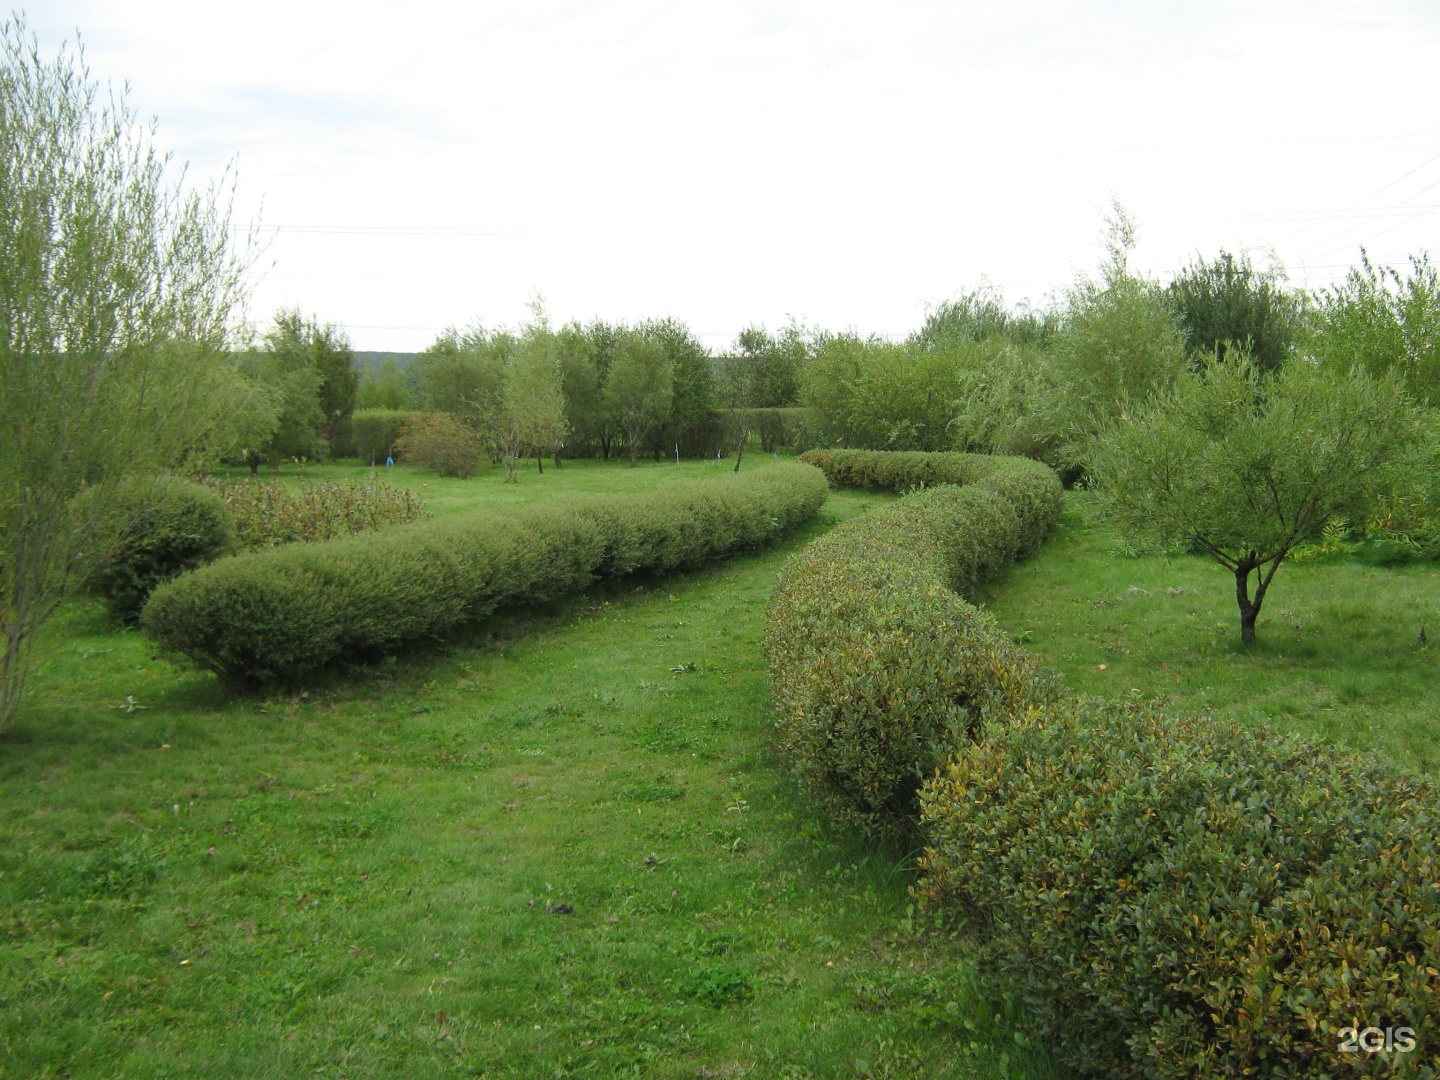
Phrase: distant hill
[{"left": 352, "top": 351, "right": 418, "bottom": 375}]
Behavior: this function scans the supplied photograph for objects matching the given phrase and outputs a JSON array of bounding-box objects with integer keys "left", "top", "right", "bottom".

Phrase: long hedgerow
[
  {"left": 767, "top": 451, "right": 1063, "bottom": 836},
  {"left": 145, "top": 462, "right": 827, "bottom": 684}
]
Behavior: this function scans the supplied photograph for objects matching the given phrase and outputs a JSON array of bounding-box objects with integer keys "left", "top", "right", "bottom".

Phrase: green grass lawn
[
  {"left": 979, "top": 490, "right": 1440, "bottom": 776},
  {"left": 0, "top": 461, "right": 1060, "bottom": 1079}
]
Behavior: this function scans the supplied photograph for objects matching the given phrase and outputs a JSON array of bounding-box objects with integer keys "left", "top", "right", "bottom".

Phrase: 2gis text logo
[{"left": 1336, "top": 1025, "right": 1416, "bottom": 1054}]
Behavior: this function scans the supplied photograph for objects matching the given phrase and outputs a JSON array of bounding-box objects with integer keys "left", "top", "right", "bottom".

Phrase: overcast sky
[{"left": 27, "top": 1, "right": 1440, "bottom": 352}]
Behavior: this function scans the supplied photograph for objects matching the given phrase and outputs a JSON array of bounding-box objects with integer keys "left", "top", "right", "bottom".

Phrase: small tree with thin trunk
[
  {"left": 1090, "top": 355, "right": 1419, "bottom": 645},
  {"left": 495, "top": 312, "right": 567, "bottom": 482},
  {"left": 720, "top": 335, "right": 762, "bottom": 472}
]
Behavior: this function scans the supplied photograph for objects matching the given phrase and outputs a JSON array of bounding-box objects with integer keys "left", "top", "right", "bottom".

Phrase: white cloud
[{"left": 25, "top": 0, "right": 1440, "bottom": 348}]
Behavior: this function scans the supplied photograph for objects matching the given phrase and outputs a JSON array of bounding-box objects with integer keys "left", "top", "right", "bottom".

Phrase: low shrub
[
  {"left": 88, "top": 477, "right": 235, "bottom": 623},
  {"left": 352, "top": 409, "right": 428, "bottom": 464},
  {"left": 143, "top": 462, "right": 828, "bottom": 684},
  {"left": 768, "top": 451, "right": 1063, "bottom": 837},
  {"left": 917, "top": 702, "right": 1440, "bottom": 1077},
  {"left": 394, "top": 414, "right": 484, "bottom": 477},
  {"left": 204, "top": 478, "right": 427, "bottom": 550}
]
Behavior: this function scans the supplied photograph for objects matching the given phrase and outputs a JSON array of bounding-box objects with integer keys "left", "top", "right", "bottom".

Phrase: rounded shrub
[
  {"left": 142, "top": 462, "right": 828, "bottom": 684},
  {"left": 394, "top": 414, "right": 484, "bottom": 477},
  {"left": 917, "top": 701, "right": 1440, "bottom": 1078},
  {"left": 89, "top": 477, "right": 235, "bottom": 622}
]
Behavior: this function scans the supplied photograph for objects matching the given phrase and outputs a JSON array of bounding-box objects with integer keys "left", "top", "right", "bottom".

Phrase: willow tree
[
  {"left": 1, "top": 19, "right": 250, "bottom": 730},
  {"left": 1090, "top": 356, "right": 1418, "bottom": 646}
]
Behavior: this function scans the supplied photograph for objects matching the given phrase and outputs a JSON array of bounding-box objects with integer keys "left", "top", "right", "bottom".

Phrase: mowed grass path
[
  {"left": 1, "top": 460, "right": 1060, "bottom": 1079},
  {"left": 979, "top": 491, "right": 1440, "bottom": 776}
]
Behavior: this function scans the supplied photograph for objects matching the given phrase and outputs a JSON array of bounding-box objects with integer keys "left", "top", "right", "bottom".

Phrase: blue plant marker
[{"left": 385, "top": 456, "right": 394, "bottom": 468}]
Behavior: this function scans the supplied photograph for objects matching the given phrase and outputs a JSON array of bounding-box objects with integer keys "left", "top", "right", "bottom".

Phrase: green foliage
[
  {"left": 605, "top": 328, "right": 674, "bottom": 465},
  {"left": 229, "top": 344, "right": 326, "bottom": 468},
  {"left": 1309, "top": 249, "right": 1440, "bottom": 406},
  {"left": 768, "top": 452, "right": 1063, "bottom": 836},
  {"left": 203, "top": 477, "right": 426, "bottom": 550},
  {"left": 355, "top": 357, "right": 416, "bottom": 411},
  {"left": 917, "top": 700, "right": 1440, "bottom": 1078},
  {"left": 798, "top": 334, "right": 963, "bottom": 452},
  {"left": 1045, "top": 265, "right": 1188, "bottom": 475},
  {"left": 142, "top": 462, "right": 828, "bottom": 684},
  {"left": 264, "top": 310, "right": 357, "bottom": 457},
  {"left": 87, "top": 478, "right": 235, "bottom": 623},
  {"left": 685, "top": 965, "right": 754, "bottom": 1006},
  {"left": 1167, "top": 249, "right": 1300, "bottom": 373},
  {"left": 555, "top": 320, "right": 612, "bottom": 457},
  {"left": 645, "top": 317, "right": 715, "bottom": 459},
  {"left": 733, "top": 321, "right": 809, "bottom": 407},
  {"left": 912, "top": 287, "right": 1057, "bottom": 352},
  {"left": 0, "top": 18, "right": 250, "bottom": 728},
  {"left": 350, "top": 409, "right": 427, "bottom": 465},
  {"left": 393, "top": 414, "right": 484, "bottom": 478},
  {"left": 410, "top": 322, "right": 513, "bottom": 428},
  {"left": 494, "top": 306, "right": 568, "bottom": 480},
  {"left": 1090, "top": 355, "right": 1421, "bottom": 643},
  {"left": 942, "top": 338, "right": 1059, "bottom": 460}
]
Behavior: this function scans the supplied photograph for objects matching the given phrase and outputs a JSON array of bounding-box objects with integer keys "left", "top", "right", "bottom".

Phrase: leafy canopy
[{"left": 1091, "top": 355, "right": 1419, "bottom": 643}]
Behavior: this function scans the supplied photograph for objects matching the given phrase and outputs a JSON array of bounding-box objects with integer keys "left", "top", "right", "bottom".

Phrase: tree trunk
[
  {"left": 628, "top": 437, "right": 638, "bottom": 466},
  {"left": 554, "top": 447, "right": 563, "bottom": 469},
  {"left": 1, "top": 624, "right": 30, "bottom": 734},
  {"left": 536, "top": 449, "right": 543, "bottom": 474},
  {"left": 1234, "top": 556, "right": 1279, "bottom": 646},
  {"left": 733, "top": 429, "right": 748, "bottom": 474}
]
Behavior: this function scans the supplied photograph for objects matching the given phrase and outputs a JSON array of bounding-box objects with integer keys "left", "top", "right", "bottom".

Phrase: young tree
[
  {"left": 555, "top": 320, "right": 606, "bottom": 460},
  {"left": 494, "top": 308, "right": 567, "bottom": 480},
  {"left": 718, "top": 340, "right": 761, "bottom": 471},
  {"left": 263, "top": 310, "right": 357, "bottom": 455},
  {"left": 800, "top": 330, "right": 870, "bottom": 448},
  {"left": 1, "top": 19, "right": 250, "bottom": 730},
  {"left": 1090, "top": 356, "right": 1420, "bottom": 645},
  {"left": 1045, "top": 203, "right": 1189, "bottom": 475},
  {"left": 228, "top": 346, "right": 325, "bottom": 473},
  {"left": 605, "top": 329, "right": 672, "bottom": 466}
]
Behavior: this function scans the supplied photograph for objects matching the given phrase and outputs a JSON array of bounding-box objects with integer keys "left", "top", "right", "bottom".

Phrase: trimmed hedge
[
  {"left": 798, "top": 449, "right": 1060, "bottom": 559},
  {"left": 768, "top": 451, "right": 1063, "bottom": 836},
  {"left": 143, "top": 462, "right": 828, "bottom": 684},
  {"left": 88, "top": 478, "right": 235, "bottom": 623},
  {"left": 770, "top": 450, "right": 1439, "bottom": 1075},
  {"left": 918, "top": 702, "right": 1440, "bottom": 1077}
]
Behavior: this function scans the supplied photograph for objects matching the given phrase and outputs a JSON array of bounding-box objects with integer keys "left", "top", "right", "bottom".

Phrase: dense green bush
[
  {"left": 393, "top": 414, "right": 484, "bottom": 477},
  {"left": 768, "top": 451, "right": 1062, "bottom": 836},
  {"left": 351, "top": 409, "right": 427, "bottom": 464},
  {"left": 88, "top": 478, "right": 235, "bottom": 622},
  {"left": 798, "top": 450, "right": 1060, "bottom": 558},
  {"left": 204, "top": 478, "right": 427, "bottom": 550},
  {"left": 143, "top": 463, "right": 828, "bottom": 683},
  {"left": 918, "top": 701, "right": 1439, "bottom": 1077}
]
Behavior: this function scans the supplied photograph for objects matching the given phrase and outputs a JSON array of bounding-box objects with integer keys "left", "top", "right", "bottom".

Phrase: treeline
[
  {"left": 353, "top": 312, "right": 812, "bottom": 470},
  {"left": 232, "top": 214, "right": 1440, "bottom": 488}
]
